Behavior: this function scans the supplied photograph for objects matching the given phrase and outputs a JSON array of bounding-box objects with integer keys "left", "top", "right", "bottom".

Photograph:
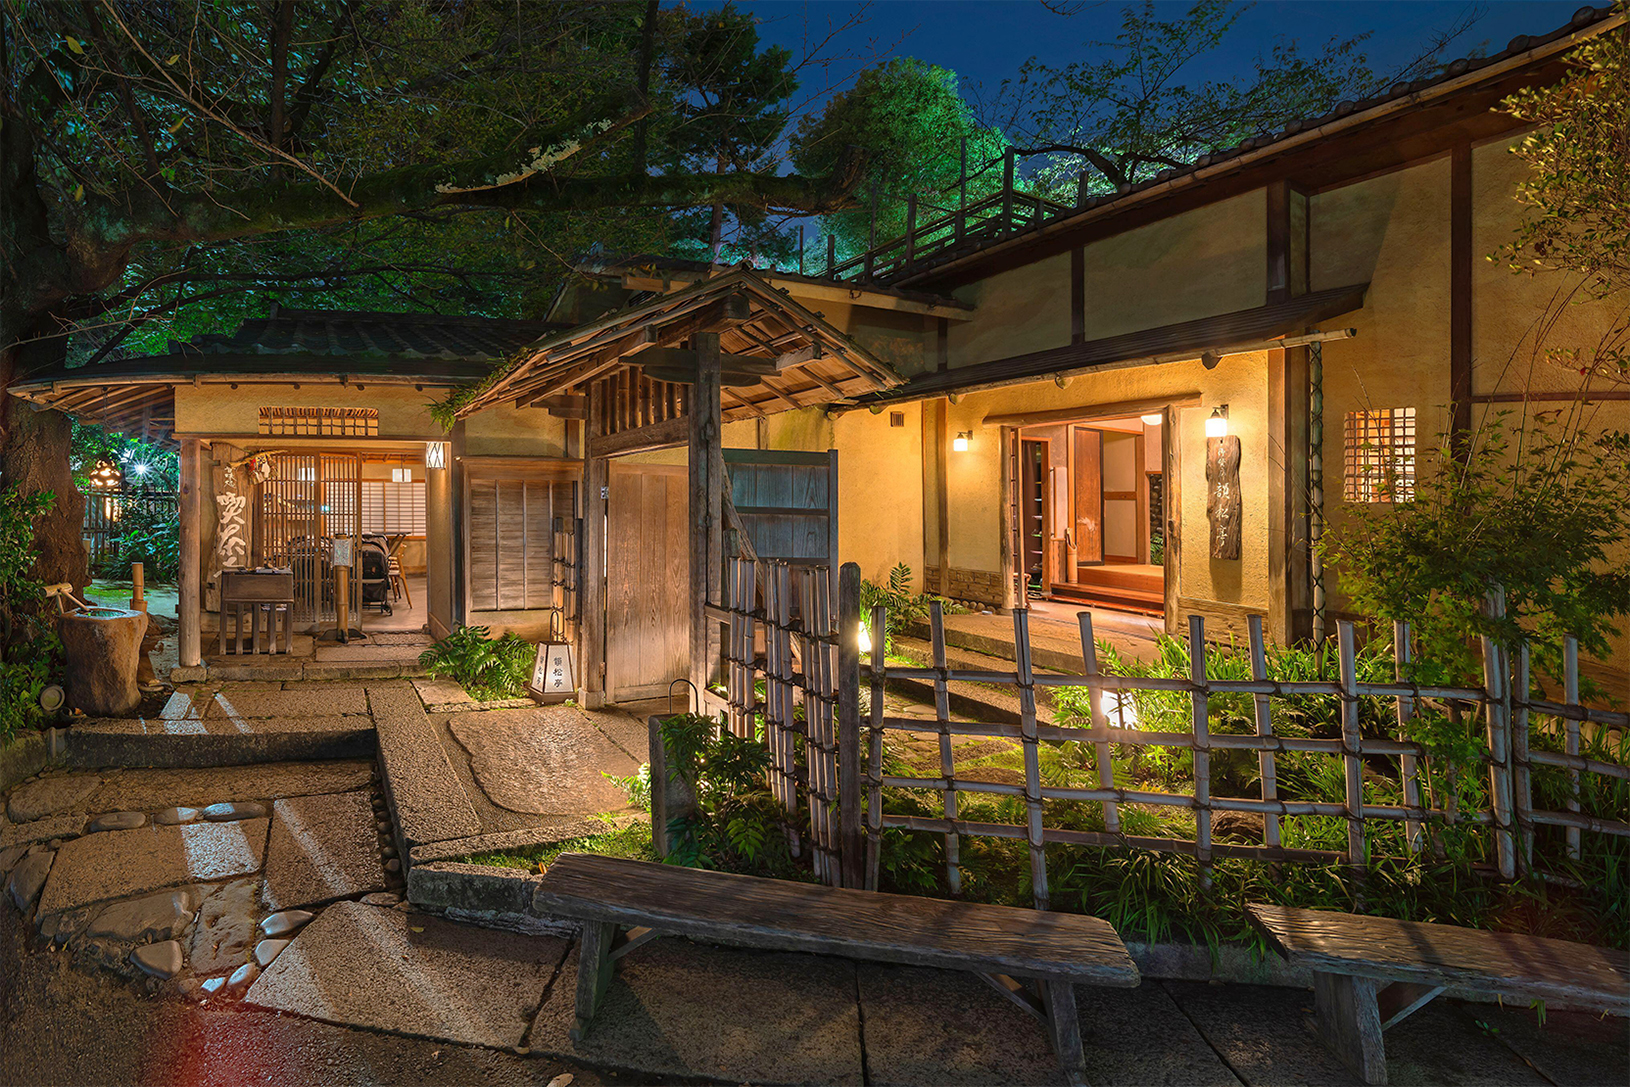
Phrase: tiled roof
[{"left": 175, "top": 305, "right": 565, "bottom": 363}]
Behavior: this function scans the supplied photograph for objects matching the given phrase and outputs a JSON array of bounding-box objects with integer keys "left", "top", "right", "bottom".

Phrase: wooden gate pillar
[
  {"left": 177, "top": 438, "right": 203, "bottom": 668},
  {"left": 689, "top": 332, "right": 723, "bottom": 696}
]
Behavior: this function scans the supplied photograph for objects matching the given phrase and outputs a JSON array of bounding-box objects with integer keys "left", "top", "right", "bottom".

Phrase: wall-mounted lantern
[
  {"left": 425, "top": 441, "right": 448, "bottom": 469},
  {"left": 1205, "top": 406, "right": 1229, "bottom": 438},
  {"left": 952, "top": 431, "right": 972, "bottom": 452}
]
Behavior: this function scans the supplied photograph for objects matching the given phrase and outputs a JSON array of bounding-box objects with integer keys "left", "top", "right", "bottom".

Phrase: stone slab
[
  {"left": 1162, "top": 980, "right": 1359, "bottom": 1085},
  {"left": 529, "top": 938, "right": 865, "bottom": 1085},
  {"left": 76, "top": 715, "right": 368, "bottom": 736},
  {"left": 37, "top": 819, "right": 269, "bottom": 915},
  {"left": 0, "top": 811, "right": 87, "bottom": 849},
  {"left": 446, "top": 708, "right": 639, "bottom": 816},
  {"left": 370, "top": 687, "right": 481, "bottom": 848},
  {"left": 0, "top": 730, "right": 47, "bottom": 797},
  {"left": 131, "top": 939, "right": 184, "bottom": 979},
  {"left": 583, "top": 709, "right": 652, "bottom": 764},
  {"left": 8, "top": 850, "right": 53, "bottom": 911},
  {"left": 857, "top": 963, "right": 1061, "bottom": 1085},
  {"left": 305, "top": 662, "right": 409, "bottom": 681},
  {"left": 1382, "top": 997, "right": 1549, "bottom": 1085},
  {"left": 81, "top": 761, "right": 373, "bottom": 812},
  {"left": 313, "top": 645, "right": 424, "bottom": 663},
  {"left": 189, "top": 879, "right": 260, "bottom": 976},
  {"left": 1456, "top": 1002, "right": 1630, "bottom": 1087},
  {"left": 61, "top": 725, "right": 374, "bottom": 770},
  {"left": 406, "top": 814, "right": 645, "bottom": 867},
  {"left": 1071, "top": 982, "right": 1242, "bottom": 1087},
  {"left": 87, "top": 811, "right": 148, "bottom": 832},
  {"left": 85, "top": 888, "right": 197, "bottom": 943},
  {"left": 6, "top": 773, "right": 102, "bottom": 821},
  {"left": 244, "top": 900, "right": 566, "bottom": 1049},
  {"left": 261, "top": 791, "right": 387, "bottom": 911},
  {"left": 205, "top": 686, "right": 370, "bottom": 719}
]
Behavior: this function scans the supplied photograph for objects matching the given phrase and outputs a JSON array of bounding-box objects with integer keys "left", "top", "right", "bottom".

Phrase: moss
[{"left": 460, "top": 820, "right": 658, "bottom": 873}]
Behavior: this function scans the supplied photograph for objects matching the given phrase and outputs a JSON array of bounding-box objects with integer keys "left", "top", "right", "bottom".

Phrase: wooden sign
[
  {"left": 526, "top": 640, "right": 576, "bottom": 702},
  {"left": 1206, "top": 435, "right": 1242, "bottom": 560}
]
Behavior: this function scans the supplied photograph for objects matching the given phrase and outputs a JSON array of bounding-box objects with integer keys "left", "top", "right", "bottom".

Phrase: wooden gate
[
  {"left": 721, "top": 448, "right": 838, "bottom": 577},
  {"left": 256, "top": 452, "right": 361, "bottom": 628},
  {"left": 604, "top": 461, "right": 689, "bottom": 702}
]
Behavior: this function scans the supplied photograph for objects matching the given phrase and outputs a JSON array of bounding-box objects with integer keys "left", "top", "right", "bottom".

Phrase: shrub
[
  {"left": 418, "top": 624, "right": 535, "bottom": 700},
  {"left": 0, "top": 489, "right": 63, "bottom": 742},
  {"left": 858, "top": 561, "right": 965, "bottom": 653}
]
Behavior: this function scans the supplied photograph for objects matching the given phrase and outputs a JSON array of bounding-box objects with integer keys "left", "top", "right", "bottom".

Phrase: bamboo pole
[
  {"left": 1393, "top": 620, "right": 1424, "bottom": 853},
  {"left": 1564, "top": 636, "right": 1582, "bottom": 860},
  {"left": 1014, "top": 606, "right": 1049, "bottom": 909},
  {"left": 1078, "top": 612, "right": 1121, "bottom": 833},
  {"left": 837, "top": 562, "right": 864, "bottom": 889},
  {"left": 929, "top": 601, "right": 962, "bottom": 894},
  {"left": 1247, "top": 615, "right": 1282, "bottom": 848},
  {"left": 1337, "top": 621, "right": 1365, "bottom": 872},
  {"left": 1188, "top": 615, "right": 1213, "bottom": 884},
  {"left": 866, "top": 601, "right": 886, "bottom": 891},
  {"left": 1480, "top": 586, "right": 1517, "bottom": 880},
  {"left": 1512, "top": 641, "right": 1534, "bottom": 873}
]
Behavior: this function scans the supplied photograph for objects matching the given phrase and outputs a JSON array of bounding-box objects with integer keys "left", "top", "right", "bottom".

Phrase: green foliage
[
  {"left": 462, "top": 819, "right": 658, "bottom": 872},
  {"left": 1323, "top": 414, "right": 1630, "bottom": 688},
  {"left": 658, "top": 712, "right": 802, "bottom": 878},
  {"left": 0, "top": 489, "right": 64, "bottom": 742},
  {"left": 418, "top": 625, "right": 535, "bottom": 701},
  {"left": 791, "top": 58, "right": 1011, "bottom": 256},
  {"left": 857, "top": 562, "right": 966, "bottom": 653},
  {"left": 606, "top": 763, "right": 652, "bottom": 812}
]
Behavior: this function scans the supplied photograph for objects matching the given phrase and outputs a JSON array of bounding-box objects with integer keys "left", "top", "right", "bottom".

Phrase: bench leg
[
  {"left": 570, "top": 921, "right": 617, "bottom": 1042},
  {"left": 1042, "top": 979, "right": 1088, "bottom": 1087},
  {"left": 1313, "top": 971, "right": 1387, "bottom": 1085}
]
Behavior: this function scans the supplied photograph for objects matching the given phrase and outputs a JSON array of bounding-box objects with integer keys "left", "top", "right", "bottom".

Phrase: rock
[
  {"left": 131, "top": 939, "right": 184, "bottom": 979},
  {"left": 153, "top": 807, "right": 199, "bottom": 826},
  {"left": 6, "top": 774, "right": 101, "bottom": 822},
  {"left": 360, "top": 892, "right": 401, "bottom": 907},
  {"left": 85, "top": 889, "right": 197, "bottom": 943},
  {"left": 38, "top": 906, "right": 93, "bottom": 945},
  {"left": 189, "top": 879, "right": 259, "bottom": 976},
  {"left": 254, "top": 938, "right": 290, "bottom": 966},
  {"left": 0, "top": 844, "right": 27, "bottom": 876},
  {"left": 259, "top": 910, "right": 314, "bottom": 938},
  {"left": 0, "top": 812, "right": 88, "bottom": 850},
  {"left": 1211, "top": 810, "right": 1266, "bottom": 844},
  {"left": 199, "top": 976, "right": 226, "bottom": 995},
  {"left": 8, "top": 850, "right": 53, "bottom": 911},
  {"left": 202, "top": 802, "right": 268, "bottom": 822},
  {"left": 227, "top": 962, "right": 259, "bottom": 993},
  {"left": 384, "top": 858, "right": 401, "bottom": 873},
  {"left": 381, "top": 845, "right": 396, "bottom": 858},
  {"left": 87, "top": 811, "right": 148, "bottom": 833},
  {"left": 261, "top": 792, "right": 387, "bottom": 911},
  {"left": 59, "top": 607, "right": 148, "bottom": 716}
]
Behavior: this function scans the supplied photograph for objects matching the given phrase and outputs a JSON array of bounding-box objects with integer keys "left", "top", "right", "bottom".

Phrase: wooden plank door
[
  {"left": 1072, "top": 426, "right": 1105, "bottom": 570},
  {"left": 605, "top": 462, "right": 689, "bottom": 702}
]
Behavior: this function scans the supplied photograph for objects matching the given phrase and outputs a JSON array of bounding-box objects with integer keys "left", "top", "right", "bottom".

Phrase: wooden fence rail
[{"left": 81, "top": 489, "right": 177, "bottom": 570}]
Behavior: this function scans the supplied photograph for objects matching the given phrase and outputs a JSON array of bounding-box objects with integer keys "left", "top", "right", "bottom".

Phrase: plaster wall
[
  {"left": 463, "top": 401, "right": 569, "bottom": 457},
  {"left": 947, "top": 252, "right": 1072, "bottom": 367},
  {"left": 173, "top": 384, "right": 447, "bottom": 438}
]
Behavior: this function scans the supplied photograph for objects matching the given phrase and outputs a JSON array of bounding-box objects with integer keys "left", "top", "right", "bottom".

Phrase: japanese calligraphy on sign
[{"left": 1206, "top": 435, "right": 1242, "bottom": 560}]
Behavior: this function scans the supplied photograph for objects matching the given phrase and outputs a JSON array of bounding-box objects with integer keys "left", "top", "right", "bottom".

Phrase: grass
[{"left": 461, "top": 819, "right": 658, "bottom": 873}]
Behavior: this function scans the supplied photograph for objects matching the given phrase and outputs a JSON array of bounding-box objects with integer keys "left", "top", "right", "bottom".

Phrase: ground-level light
[
  {"left": 425, "top": 441, "right": 448, "bottom": 469},
  {"left": 857, "top": 622, "right": 872, "bottom": 655}
]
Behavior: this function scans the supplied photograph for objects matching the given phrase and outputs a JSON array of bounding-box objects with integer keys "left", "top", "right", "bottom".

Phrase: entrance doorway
[
  {"left": 603, "top": 461, "right": 690, "bottom": 702},
  {"left": 1013, "top": 409, "right": 1173, "bottom": 619}
]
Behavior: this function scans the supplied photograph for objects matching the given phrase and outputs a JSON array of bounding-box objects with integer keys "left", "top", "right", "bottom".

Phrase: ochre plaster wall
[
  {"left": 947, "top": 252, "right": 1073, "bottom": 367},
  {"left": 174, "top": 384, "right": 447, "bottom": 438},
  {"left": 464, "top": 401, "right": 568, "bottom": 457}
]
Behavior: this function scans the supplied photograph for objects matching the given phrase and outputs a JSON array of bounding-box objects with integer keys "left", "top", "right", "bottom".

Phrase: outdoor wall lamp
[
  {"left": 425, "top": 441, "right": 448, "bottom": 469},
  {"left": 952, "top": 431, "right": 972, "bottom": 452},
  {"left": 1140, "top": 413, "right": 1163, "bottom": 426},
  {"left": 1205, "top": 406, "right": 1229, "bottom": 438}
]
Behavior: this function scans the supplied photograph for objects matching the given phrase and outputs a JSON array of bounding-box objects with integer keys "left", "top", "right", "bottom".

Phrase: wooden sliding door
[{"left": 1071, "top": 426, "right": 1104, "bottom": 569}]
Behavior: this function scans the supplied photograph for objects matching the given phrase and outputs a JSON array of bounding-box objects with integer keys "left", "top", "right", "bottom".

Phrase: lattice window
[
  {"left": 1344, "top": 407, "right": 1416, "bottom": 503},
  {"left": 361, "top": 481, "right": 426, "bottom": 535},
  {"left": 258, "top": 406, "right": 379, "bottom": 436}
]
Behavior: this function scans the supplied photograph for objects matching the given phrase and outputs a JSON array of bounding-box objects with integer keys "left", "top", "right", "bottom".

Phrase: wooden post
[
  {"left": 335, "top": 564, "right": 350, "bottom": 644},
  {"left": 1394, "top": 620, "right": 1424, "bottom": 853},
  {"left": 1189, "top": 615, "right": 1213, "bottom": 884},
  {"left": 827, "top": 233, "right": 837, "bottom": 277},
  {"left": 957, "top": 134, "right": 968, "bottom": 244},
  {"left": 1247, "top": 615, "right": 1281, "bottom": 848},
  {"left": 1480, "top": 586, "right": 1517, "bottom": 880},
  {"left": 929, "top": 600, "right": 961, "bottom": 894},
  {"left": 837, "top": 561, "right": 864, "bottom": 889},
  {"left": 689, "top": 332, "right": 723, "bottom": 696},
  {"left": 1014, "top": 608, "right": 1049, "bottom": 909},
  {"left": 178, "top": 438, "right": 202, "bottom": 668},
  {"left": 1268, "top": 345, "right": 1311, "bottom": 641},
  {"left": 1078, "top": 611, "right": 1120, "bottom": 833},
  {"left": 1001, "top": 148, "right": 1015, "bottom": 232},
  {"left": 1337, "top": 621, "right": 1367, "bottom": 873},
  {"left": 1563, "top": 636, "right": 1582, "bottom": 860},
  {"left": 865, "top": 182, "right": 878, "bottom": 281},
  {"left": 582, "top": 384, "right": 609, "bottom": 706},
  {"left": 865, "top": 600, "right": 886, "bottom": 890},
  {"left": 129, "top": 561, "right": 146, "bottom": 612}
]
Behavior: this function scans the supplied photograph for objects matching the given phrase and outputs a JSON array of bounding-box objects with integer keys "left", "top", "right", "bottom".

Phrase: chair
[{"left": 384, "top": 533, "right": 411, "bottom": 608}]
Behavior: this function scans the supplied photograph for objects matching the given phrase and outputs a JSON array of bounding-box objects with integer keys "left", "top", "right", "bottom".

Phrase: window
[
  {"left": 361, "top": 481, "right": 426, "bottom": 535},
  {"left": 1344, "top": 408, "right": 1416, "bottom": 503},
  {"left": 259, "top": 406, "right": 379, "bottom": 436}
]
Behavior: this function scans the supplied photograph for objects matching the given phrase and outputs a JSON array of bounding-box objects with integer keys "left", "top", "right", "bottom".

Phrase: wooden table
[
  {"left": 1248, "top": 903, "right": 1630, "bottom": 1085},
  {"left": 534, "top": 853, "right": 1141, "bottom": 1085}
]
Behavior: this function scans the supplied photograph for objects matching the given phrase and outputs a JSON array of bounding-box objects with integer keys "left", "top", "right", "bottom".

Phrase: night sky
[{"left": 720, "top": 1, "right": 1591, "bottom": 128}]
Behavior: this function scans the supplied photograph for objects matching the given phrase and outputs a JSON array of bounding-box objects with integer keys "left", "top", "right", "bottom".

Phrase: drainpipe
[{"left": 1309, "top": 341, "right": 1326, "bottom": 644}]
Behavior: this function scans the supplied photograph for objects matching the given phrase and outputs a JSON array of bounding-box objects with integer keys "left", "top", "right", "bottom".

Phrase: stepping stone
[
  {"left": 131, "top": 939, "right": 185, "bottom": 979},
  {"left": 153, "top": 807, "right": 199, "bottom": 825},
  {"left": 81, "top": 762, "right": 373, "bottom": 813},
  {"left": 38, "top": 906, "right": 92, "bottom": 945},
  {"left": 261, "top": 792, "right": 387, "bottom": 911},
  {"left": 384, "top": 858, "right": 401, "bottom": 873},
  {"left": 244, "top": 899, "right": 566, "bottom": 1049},
  {"left": 259, "top": 910, "right": 314, "bottom": 938},
  {"left": 87, "top": 811, "right": 148, "bottom": 833},
  {"left": 0, "top": 812, "right": 87, "bottom": 849},
  {"left": 37, "top": 820, "right": 269, "bottom": 916},
  {"left": 447, "top": 708, "right": 638, "bottom": 816},
  {"left": 85, "top": 889, "right": 196, "bottom": 943},
  {"left": 7, "top": 851, "right": 53, "bottom": 911},
  {"left": 6, "top": 773, "right": 101, "bottom": 822},
  {"left": 360, "top": 892, "right": 401, "bottom": 906},
  {"left": 190, "top": 879, "right": 259, "bottom": 976},
  {"left": 0, "top": 844, "right": 27, "bottom": 875},
  {"left": 202, "top": 802, "right": 267, "bottom": 822},
  {"left": 254, "top": 937, "right": 290, "bottom": 966},
  {"left": 227, "top": 962, "right": 259, "bottom": 993}
]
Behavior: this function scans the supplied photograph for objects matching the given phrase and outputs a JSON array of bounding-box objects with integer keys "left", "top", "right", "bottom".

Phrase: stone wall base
[{"left": 924, "top": 565, "right": 1005, "bottom": 608}]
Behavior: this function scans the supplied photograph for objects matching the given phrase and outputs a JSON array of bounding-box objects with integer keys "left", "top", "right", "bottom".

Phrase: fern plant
[
  {"left": 656, "top": 712, "right": 801, "bottom": 878},
  {"left": 858, "top": 561, "right": 966, "bottom": 653},
  {"left": 418, "top": 624, "right": 535, "bottom": 701}
]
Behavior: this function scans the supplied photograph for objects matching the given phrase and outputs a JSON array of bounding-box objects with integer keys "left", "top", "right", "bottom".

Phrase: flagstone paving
[
  {"left": 37, "top": 819, "right": 271, "bottom": 916},
  {"left": 261, "top": 791, "right": 388, "bottom": 911},
  {"left": 446, "top": 707, "right": 640, "bottom": 816}
]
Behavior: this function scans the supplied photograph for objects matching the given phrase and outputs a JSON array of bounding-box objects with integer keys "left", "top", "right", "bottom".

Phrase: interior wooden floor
[{"left": 1047, "top": 562, "right": 1164, "bottom": 615}]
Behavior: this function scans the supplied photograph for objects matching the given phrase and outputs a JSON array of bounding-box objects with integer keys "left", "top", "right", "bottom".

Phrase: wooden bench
[
  {"left": 1248, "top": 903, "right": 1630, "bottom": 1085},
  {"left": 534, "top": 853, "right": 1141, "bottom": 1085}
]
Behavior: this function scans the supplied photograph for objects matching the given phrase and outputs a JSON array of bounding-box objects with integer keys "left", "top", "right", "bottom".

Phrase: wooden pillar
[
  {"left": 1450, "top": 140, "right": 1474, "bottom": 454},
  {"left": 582, "top": 382, "right": 609, "bottom": 707},
  {"left": 1268, "top": 346, "right": 1312, "bottom": 643},
  {"left": 425, "top": 441, "right": 455, "bottom": 640},
  {"left": 448, "top": 420, "right": 468, "bottom": 628},
  {"left": 1266, "top": 180, "right": 1309, "bottom": 305},
  {"left": 178, "top": 437, "right": 202, "bottom": 668},
  {"left": 689, "top": 332, "right": 723, "bottom": 695}
]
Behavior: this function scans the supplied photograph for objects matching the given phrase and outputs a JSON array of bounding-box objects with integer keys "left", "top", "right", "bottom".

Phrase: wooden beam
[
  {"left": 689, "top": 332, "right": 723, "bottom": 695},
  {"left": 720, "top": 388, "right": 768, "bottom": 418},
  {"left": 1450, "top": 140, "right": 1474, "bottom": 452},
  {"left": 586, "top": 415, "right": 688, "bottom": 459},
  {"left": 1267, "top": 346, "right": 1311, "bottom": 643},
  {"left": 983, "top": 393, "right": 1202, "bottom": 428},
  {"left": 581, "top": 384, "right": 609, "bottom": 708},
  {"left": 178, "top": 438, "right": 202, "bottom": 668},
  {"left": 634, "top": 347, "right": 777, "bottom": 376},
  {"left": 520, "top": 392, "right": 588, "bottom": 417}
]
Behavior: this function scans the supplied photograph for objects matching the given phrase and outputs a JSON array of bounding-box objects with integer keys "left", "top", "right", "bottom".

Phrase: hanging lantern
[{"left": 89, "top": 459, "right": 122, "bottom": 490}]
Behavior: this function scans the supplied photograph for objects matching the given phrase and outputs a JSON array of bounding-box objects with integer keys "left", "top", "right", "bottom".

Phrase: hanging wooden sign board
[{"left": 1206, "top": 435, "right": 1242, "bottom": 560}]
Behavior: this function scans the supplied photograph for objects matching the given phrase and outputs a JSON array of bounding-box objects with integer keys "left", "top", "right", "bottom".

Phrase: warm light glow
[
  {"left": 391, "top": 467, "right": 412, "bottom": 483},
  {"left": 88, "top": 459, "right": 122, "bottom": 490},
  {"left": 858, "top": 622, "right": 873, "bottom": 655},
  {"left": 1100, "top": 690, "right": 1137, "bottom": 729},
  {"left": 1205, "top": 407, "right": 1229, "bottom": 439},
  {"left": 425, "top": 441, "right": 448, "bottom": 469},
  {"left": 952, "top": 431, "right": 971, "bottom": 452},
  {"left": 1140, "top": 413, "right": 1163, "bottom": 426}
]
